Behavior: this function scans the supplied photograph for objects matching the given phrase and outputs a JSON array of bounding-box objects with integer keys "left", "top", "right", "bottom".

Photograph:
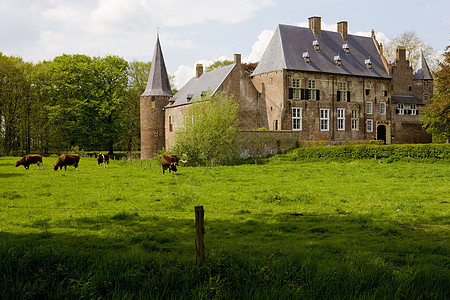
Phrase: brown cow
[
  {"left": 97, "top": 153, "right": 109, "bottom": 168},
  {"left": 53, "top": 154, "right": 80, "bottom": 171},
  {"left": 15, "top": 154, "right": 43, "bottom": 170},
  {"left": 161, "top": 154, "right": 180, "bottom": 174}
]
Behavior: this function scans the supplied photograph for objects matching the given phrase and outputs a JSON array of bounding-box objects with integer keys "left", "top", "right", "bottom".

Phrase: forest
[{"left": 0, "top": 53, "right": 155, "bottom": 156}]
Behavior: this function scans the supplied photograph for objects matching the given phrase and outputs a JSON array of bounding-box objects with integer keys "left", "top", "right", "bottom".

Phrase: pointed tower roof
[
  {"left": 413, "top": 51, "right": 433, "bottom": 80},
  {"left": 141, "top": 34, "right": 173, "bottom": 97}
]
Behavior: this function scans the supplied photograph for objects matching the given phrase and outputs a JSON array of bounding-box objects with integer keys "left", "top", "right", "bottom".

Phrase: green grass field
[{"left": 0, "top": 155, "right": 449, "bottom": 299}]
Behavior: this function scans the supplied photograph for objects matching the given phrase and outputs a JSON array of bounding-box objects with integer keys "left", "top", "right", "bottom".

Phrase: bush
[
  {"left": 174, "top": 92, "right": 241, "bottom": 166},
  {"left": 286, "top": 144, "right": 449, "bottom": 161}
]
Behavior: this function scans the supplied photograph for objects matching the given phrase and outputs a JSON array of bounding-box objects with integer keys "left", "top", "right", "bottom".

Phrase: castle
[{"left": 140, "top": 16, "right": 433, "bottom": 159}]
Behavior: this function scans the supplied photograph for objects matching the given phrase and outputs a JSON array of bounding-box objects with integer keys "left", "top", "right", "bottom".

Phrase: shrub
[{"left": 287, "top": 144, "right": 449, "bottom": 161}]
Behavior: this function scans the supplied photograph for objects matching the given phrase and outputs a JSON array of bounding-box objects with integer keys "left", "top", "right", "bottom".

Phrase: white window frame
[
  {"left": 397, "top": 104, "right": 404, "bottom": 115},
  {"left": 380, "top": 102, "right": 386, "bottom": 115},
  {"left": 367, "top": 102, "right": 373, "bottom": 115},
  {"left": 410, "top": 104, "right": 418, "bottom": 115},
  {"left": 351, "top": 110, "right": 358, "bottom": 131},
  {"left": 320, "top": 109, "right": 330, "bottom": 131},
  {"left": 337, "top": 108, "right": 345, "bottom": 131},
  {"left": 292, "top": 108, "right": 302, "bottom": 130},
  {"left": 366, "top": 119, "right": 373, "bottom": 132}
]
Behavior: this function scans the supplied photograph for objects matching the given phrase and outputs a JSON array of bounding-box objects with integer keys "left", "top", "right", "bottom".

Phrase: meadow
[{"left": 0, "top": 155, "right": 449, "bottom": 299}]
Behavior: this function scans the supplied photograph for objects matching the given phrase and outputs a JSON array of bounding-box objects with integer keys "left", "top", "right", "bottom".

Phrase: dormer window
[
  {"left": 334, "top": 55, "right": 342, "bottom": 66},
  {"left": 313, "top": 40, "right": 320, "bottom": 51},
  {"left": 342, "top": 43, "right": 350, "bottom": 54},
  {"left": 187, "top": 94, "right": 193, "bottom": 102},
  {"left": 365, "top": 58, "right": 372, "bottom": 69},
  {"left": 303, "top": 51, "right": 310, "bottom": 63}
]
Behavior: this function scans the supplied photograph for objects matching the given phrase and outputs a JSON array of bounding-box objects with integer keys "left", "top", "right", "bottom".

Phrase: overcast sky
[{"left": 1, "top": 0, "right": 449, "bottom": 88}]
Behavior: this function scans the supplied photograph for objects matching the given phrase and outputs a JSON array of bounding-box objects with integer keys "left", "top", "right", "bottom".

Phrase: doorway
[{"left": 377, "top": 125, "right": 386, "bottom": 144}]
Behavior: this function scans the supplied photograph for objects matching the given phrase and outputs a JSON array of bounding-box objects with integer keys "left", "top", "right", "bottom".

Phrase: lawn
[{"left": 0, "top": 155, "right": 449, "bottom": 299}]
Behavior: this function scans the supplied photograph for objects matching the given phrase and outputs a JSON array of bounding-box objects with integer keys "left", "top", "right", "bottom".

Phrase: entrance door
[{"left": 377, "top": 125, "right": 386, "bottom": 144}]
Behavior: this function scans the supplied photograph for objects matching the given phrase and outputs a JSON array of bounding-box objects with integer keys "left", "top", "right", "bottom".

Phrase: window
[
  {"left": 151, "top": 96, "right": 156, "bottom": 109},
  {"left": 366, "top": 119, "right": 373, "bottom": 132},
  {"left": 382, "top": 84, "right": 387, "bottom": 97},
  {"left": 320, "top": 109, "right": 330, "bottom": 131},
  {"left": 367, "top": 102, "right": 373, "bottom": 114},
  {"left": 289, "top": 78, "right": 320, "bottom": 100},
  {"left": 342, "top": 43, "right": 350, "bottom": 54},
  {"left": 410, "top": 104, "right": 418, "bottom": 115},
  {"left": 292, "top": 108, "right": 302, "bottom": 130},
  {"left": 169, "top": 116, "right": 173, "bottom": 132},
  {"left": 351, "top": 110, "right": 358, "bottom": 130},
  {"left": 291, "top": 78, "right": 300, "bottom": 99},
  {"left": 313, "top": 40, "right": 320, "bottom": 51},
  {"left": 396, "top": 104, "right": 404, "bottom": 115},
  {"left": 365, "top": 83, "right": 371, "bottom": 96},
  {"left": 337, "top": 108, "right": 345, "bottom": 131},
  {"left": 338, "top": 82, "right": 348, "bottom": 101},
  {"left": 380, "top": 102, "right": 386, "bottom": 115},
  {"left": 308, "top": 79, "right": 317, "bottom": 100}
]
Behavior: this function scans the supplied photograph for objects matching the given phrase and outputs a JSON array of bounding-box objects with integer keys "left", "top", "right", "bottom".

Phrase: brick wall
[{"left": 140, "top": 95, "right": 169, "bottom": 159}]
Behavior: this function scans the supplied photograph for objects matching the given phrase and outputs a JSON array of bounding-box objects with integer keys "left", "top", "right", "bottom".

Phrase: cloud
[
  {"left": 173, "top": 55, "right": 231, "bottom": 89},
  {"left": 1, "top": 0, "right": 275, "bottom": 62},
  {"left": 245, "top": 30, "right": 274, "bottom": 63}
]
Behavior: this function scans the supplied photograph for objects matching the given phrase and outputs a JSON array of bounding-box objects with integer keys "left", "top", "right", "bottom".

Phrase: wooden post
[{"left": 195, "top": 206, "right": 205, "bottom": 264}]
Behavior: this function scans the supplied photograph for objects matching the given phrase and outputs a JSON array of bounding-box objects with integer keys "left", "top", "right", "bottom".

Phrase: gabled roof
[
  {"left": 141, "top": 35, "right": 173, "bottom": 97},
  {"left": 166, "top": 64, "right": 236, "bottom": 108},
  {"left": 252, "top": 24, "right": 391, "bottom": 79},
  {"left": 413, "top": 51, "right": 433, "bottom": 80}
]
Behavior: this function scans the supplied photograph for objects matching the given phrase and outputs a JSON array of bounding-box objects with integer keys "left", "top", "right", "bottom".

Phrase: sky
[{"left": 1, "top": 0, "right": 449, "bottom": 89}]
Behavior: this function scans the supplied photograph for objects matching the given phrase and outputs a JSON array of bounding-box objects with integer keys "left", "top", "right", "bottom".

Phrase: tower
[
  {"left": 140, "top": 34, "right": 173, "bottom": 159},
  {"left": 413, "top": 51, "right": 433, "bottom": 103}
]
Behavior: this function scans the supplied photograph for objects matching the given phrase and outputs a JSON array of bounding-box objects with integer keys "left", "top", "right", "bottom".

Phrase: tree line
[{"left": 0, "top": 53, "right": 153, "bottom": 156}]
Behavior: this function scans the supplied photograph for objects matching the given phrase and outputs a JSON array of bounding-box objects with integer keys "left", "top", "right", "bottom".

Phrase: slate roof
[
  {"left": 252, "top": 24, "right": 391, "bottom": 79},
  {"left": 391, "top": 95, "right": 424, "bottom": 105},
  {"left": 166, "top": 64, "right": 236, "bottom": 108},
  {"left": 141, "top": 35, "right": 173, "bottom": 97},
  {"left": 413, "top": 51, "right": 433, "bottom": 80}
]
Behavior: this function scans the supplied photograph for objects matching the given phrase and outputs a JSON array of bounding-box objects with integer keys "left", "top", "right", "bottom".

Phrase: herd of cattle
[{"left": 14, "top": 153, "right": 181, "bottom": 174}]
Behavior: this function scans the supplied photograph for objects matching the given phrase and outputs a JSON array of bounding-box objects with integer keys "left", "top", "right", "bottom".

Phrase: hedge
[{"left": 284, "top": 144, "right": 449, "bottom": 161}]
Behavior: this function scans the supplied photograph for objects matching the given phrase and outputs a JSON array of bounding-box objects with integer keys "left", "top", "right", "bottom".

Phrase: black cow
[{"left": 97, "top": 153, "right": 109, "bottom": 168}]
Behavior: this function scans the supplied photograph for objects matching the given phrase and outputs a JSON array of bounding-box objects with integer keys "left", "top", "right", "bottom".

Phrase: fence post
[{"left": 195, "top": 206, "right": 205, "bottom": 264}]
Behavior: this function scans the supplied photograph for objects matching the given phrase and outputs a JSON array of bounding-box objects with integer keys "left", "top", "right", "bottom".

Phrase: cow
[
  {"left": 53, "top": 154, "right": 80, "bottom": 171},
  {"left": 15, "top": 154, "right": 43, "bottom": 170},
  {"left": 161, "top": 154, "right": 180, "bottom": 175},
  {"left": 97, "top": 153, "right": 109, "bottom": 168}
]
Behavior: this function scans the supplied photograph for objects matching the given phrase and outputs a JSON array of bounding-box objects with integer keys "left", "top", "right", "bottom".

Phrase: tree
[
  {"left": 118, "top": 60, "right": 152, "bottom": 155},
  {"left": 380, "top": 31, "right": 435, "bottom": 70},
  {"left": 421, "top": 46, "right": 450, "bottom": 143},
  {"left": 205, "top": 59, "right": 234, "bottom": 72},
  {"left": 0, "top": 54, "right": 29, "bottom": 156},
  {"left": 174, "top": 91, "right": 241, "bottom": 166}
]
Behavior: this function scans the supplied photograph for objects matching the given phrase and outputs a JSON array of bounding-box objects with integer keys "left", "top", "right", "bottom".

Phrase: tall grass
[{"left": 0, "top": 156, "right": 449, "bottom": 298}]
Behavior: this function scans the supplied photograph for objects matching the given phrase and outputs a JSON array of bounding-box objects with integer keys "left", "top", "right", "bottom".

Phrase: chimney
[
  {"left": 337, "top": 21, "right": 348, "bottom": 40},
  {"left": 396, "top": 47, "right": 406, "bottom": 61},
  {"left": 234, "top": 53, "right": 241, "bottom": 65},
  {"left": 309, "top": 16, "right": 321, "bottom": 36},
  {"left": 196, "top": 64, "right": 203, "bottom": 78}
]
